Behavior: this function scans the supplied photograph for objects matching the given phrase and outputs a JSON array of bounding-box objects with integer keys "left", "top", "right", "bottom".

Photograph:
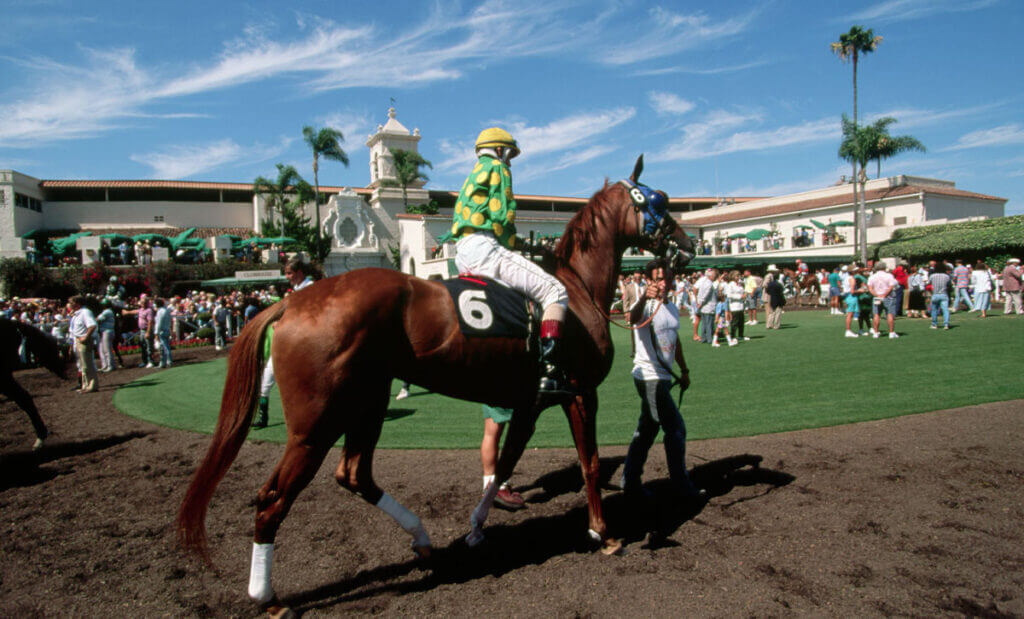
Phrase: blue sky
[{"left": 2, "top": 0, "right": 1022, "bottom": 214}]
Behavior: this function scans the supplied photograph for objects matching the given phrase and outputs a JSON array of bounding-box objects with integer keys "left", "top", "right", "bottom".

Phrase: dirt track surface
[{"left": 2, "top": 347, "right": 1023, "bottom": 617}]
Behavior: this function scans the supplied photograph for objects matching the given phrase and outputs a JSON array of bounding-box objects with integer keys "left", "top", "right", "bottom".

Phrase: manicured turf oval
[{"left": 114, "top": 310, "right": 1024, "bottom": 449}]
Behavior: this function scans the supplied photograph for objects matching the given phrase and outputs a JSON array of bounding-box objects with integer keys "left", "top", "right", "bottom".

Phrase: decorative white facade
[{"left": 0, "top": 109, "right": 1009, "bottom": 271}]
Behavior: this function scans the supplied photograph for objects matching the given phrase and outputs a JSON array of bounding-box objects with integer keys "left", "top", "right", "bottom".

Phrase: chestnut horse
[
  {"left": 177, "top": 156, "right": 694, "bottom": 613},
  {"left": 783, "top": 268, "right": 821, "bottom": 306},
  {"left": 0, "top": 319, "right": 66, "bottom": 450}
]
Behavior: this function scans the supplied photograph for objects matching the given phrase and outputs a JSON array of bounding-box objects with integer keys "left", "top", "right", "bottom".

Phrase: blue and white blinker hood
[{"left": 619, "top": 179, "right": 670, "bottom": 236}]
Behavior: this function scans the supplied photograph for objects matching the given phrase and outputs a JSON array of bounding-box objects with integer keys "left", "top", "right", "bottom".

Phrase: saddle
[{"left": 441, "top": 276, "right": 540, "bottom": 344}]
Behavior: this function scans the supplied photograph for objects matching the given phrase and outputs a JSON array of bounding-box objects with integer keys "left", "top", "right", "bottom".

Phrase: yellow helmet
[{"left": 475, "top": 127, "right": 520, "bottom": 159}]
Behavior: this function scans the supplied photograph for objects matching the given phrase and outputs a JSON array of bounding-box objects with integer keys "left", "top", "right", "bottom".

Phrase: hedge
[{"left": 874, "top": 215, "right": 1024, "bottom": 269}]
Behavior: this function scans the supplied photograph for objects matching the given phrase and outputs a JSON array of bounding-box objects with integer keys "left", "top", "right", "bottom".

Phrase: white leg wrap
[
  {"left": 467, "top": 481, "right": 500, "bottom": 547},
  {"left": 248, "top": 542, "right": 275, "bottom": 604},
  {"left": 482, "top": 474, "right": 495, "bottom": 492},
  {"left": 588, "top": 528, "right": 602, "bottom": 542},
  {"left": 376, "top": 492, "right": 431, "bottom": 548}
]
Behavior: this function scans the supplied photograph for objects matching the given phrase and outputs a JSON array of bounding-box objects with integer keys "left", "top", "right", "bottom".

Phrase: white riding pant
[
  {"left": 455, "top": 233, "right": 567, "bottom": 310},
  {"left": 260, "top": 358, "right": 275, "bottom": 397}
]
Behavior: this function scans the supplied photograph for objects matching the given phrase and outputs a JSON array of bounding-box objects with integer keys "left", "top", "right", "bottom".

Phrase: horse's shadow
[
  {"left": 0, "top": 430, "right": 151, "bottom": 491},
  {"left": 286, "top": 453, "right": 793, "bottom": 613}
]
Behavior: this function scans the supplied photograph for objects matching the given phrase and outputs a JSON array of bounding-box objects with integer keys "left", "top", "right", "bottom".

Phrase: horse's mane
[{"left": 553, "top": 180, "right": 616, "bottom": 263}]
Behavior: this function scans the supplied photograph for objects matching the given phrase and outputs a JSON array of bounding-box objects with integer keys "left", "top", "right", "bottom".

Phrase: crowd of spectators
[
  {"left": 615, "top": 256, "right": 1021, "bottom": 346},
  {"left": 0, "top": 276, "right": 306, "bottom": 388}
]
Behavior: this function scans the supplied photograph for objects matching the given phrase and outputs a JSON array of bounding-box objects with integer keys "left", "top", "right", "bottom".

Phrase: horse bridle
[{"left": 618, "top": 179, "right": 691, "bottom": 269}]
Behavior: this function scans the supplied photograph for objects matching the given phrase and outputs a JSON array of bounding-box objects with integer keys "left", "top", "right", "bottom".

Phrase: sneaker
[
  {"left": 742, "top": 337, "right": 750, "bottom": 341},
  {"left": 930, "top": 325, "right": 937, "bottom": 329},
  {"left": 711, "top": 343, "right": 721, "bottom": 348},
  {"left": 845, "top": 330, "right": 858, "bottom": 338},
  {"left": 872, "top": 332, "right": 880, "bottom": 339},
  {"left": 750, "top": 320, "right": 758, "bottom": 325},
  {"left": 728, "top": 340, "right": 737, "bottom": 347},
  {"left": 395, "top": 387, "right": 410, "bottom": 400},
  {"left": 943, "top": 325, "right": 950, "bottom": 330},
  {"left": 145, "top": 363, "right": 155, "bottom": 368},
  {"left": 493, "top": 486, "right": 526, "bottom": 511},
  {"left": 889, "top": 332, "right": 899, "bottom": 339}
]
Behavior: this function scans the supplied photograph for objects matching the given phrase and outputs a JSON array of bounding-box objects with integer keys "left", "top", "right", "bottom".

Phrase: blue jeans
[
  {"left": 622, "top": 378, "right": 698, "bottom": 495},
  {"left": 931, "top": 294, "right": 950, "bottom": 327},
  {"left": 157, "top": 332, "right": 172, "bottom": 367},
  {"left": 953, "top": 287, "right": 972, "bottom": 311}
]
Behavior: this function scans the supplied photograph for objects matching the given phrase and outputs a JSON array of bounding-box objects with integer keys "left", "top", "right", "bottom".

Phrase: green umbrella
[
  {"left": 100, "top": 233, "right": 134, "bottom": 246},
  {"left": 745, "top": 228, "right": 770, "bottom": 240},
  {"left": 132, "top": 233, "right": 172, "bottom": 246},
  {"left": 727, "top": 232, "right": 748, "bottom": 240},
  {"left": 828, "top": 220, "right": 855, "bottom": 227},
  {"left": 170, "top": 227, "right": 197, "bottom": 250},
  {"left": 810, "top": 219, "right": 826, "bottom": 229},
  {"left": 793, "top": 225, "right": 814, "bottom": 230},
  {"left": 48, "top": 231, "right": 93, "bottom": 255}
]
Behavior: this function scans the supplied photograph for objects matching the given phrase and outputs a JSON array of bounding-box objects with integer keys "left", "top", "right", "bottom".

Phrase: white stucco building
[{"left": 0, "top": 108, "right": 1008, "bottom": 272}]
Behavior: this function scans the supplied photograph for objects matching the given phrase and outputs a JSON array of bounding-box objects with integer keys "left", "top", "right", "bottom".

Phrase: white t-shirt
[{"left": 632, "top": 299, "right": 679, "bottom": 381}]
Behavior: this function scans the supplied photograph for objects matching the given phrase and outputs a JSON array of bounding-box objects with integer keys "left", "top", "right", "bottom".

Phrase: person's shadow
[{"left": 284, "top": 453, "right": 793, "bottom": 613}]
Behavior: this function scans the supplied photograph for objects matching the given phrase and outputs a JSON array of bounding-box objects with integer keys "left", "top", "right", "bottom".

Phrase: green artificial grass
[{"left": 113, "top": 310, "right": 1024, "bottom": 449}]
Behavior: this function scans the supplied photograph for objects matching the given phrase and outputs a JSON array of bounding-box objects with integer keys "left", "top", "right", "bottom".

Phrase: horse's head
[{"left": 619, "top": 155, "right": 695, "bottom": 272}]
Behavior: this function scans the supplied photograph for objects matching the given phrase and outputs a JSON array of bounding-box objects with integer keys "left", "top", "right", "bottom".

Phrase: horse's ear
[{"left": 630, "top": 154, "right": 644, "bottom": 183}]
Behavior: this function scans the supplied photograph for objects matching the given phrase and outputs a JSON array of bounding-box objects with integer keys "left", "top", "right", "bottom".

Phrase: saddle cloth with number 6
[{"left": 441, "top": 275, "right": 538, "bottom": 340}]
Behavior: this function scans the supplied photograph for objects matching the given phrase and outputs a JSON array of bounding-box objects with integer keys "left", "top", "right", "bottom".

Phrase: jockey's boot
[
  {"left": 252, "top": 396, "right": 269, "bottom": 429},
  {"left": 537, "top": 320, "right": 574, "bottom": 403}
]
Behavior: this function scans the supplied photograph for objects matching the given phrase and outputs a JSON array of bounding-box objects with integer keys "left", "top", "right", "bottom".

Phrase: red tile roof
[{"left": 680, "top": 184, "right": 1005, "bottom": 226}]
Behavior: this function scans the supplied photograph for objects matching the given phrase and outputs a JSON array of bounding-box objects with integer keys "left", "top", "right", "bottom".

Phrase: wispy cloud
[
  {"left": 636, "top": 59, "right": 771, "bottom": 77},
  {"left": 0, "top": 2, "right": 757, "bottom": 148},
  {"left": 517, "top": 144, "right": 617, "bottom": 183},
  {"left": 435, "top": 107, "right": 636, "bottom": 174},
  {"left": 726, "top": 167, "right": 850, "bottom": 198},
  {"left": 839, "top": 0, "right": 999, "bottom": 24},
  {"left": 599, "top": 7, "right": 759, "bottom": 66},
  {"left": 130, "top": 137, "right": 290, "bottom": 179},
  {"left": 317, "top": 111, "right": 374, "bottom": 152},
  {"left": 648, "top": 92, "right": 696, "bottom": 116},
  {"left": 944, "top": 124, "right": 1024, "bottom": 151}
]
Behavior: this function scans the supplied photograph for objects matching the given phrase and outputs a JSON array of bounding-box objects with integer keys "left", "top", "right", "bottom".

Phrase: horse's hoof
[
  {"left": 600, "top": 538, "right": 623, "bottom": 556},
  {"left": 264, "top": 600, "right": 295, "bottom": 619},
  {"left": 412, "top": 544, "right": 431, "bottom": 560},
  {"left": 465, "top": 530, "right": 484, "bottom": 547}
]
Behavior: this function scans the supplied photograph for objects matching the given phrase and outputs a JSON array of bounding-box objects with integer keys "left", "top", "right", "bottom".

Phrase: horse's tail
[
  {"left": 12, "top": 321, "right": 66, "bottom": 379},
  {"left": 176, "top": 301, "right": 287, "bottom": 562}
]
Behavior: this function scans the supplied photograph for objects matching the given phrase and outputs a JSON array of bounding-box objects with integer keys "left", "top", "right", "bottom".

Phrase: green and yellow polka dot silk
[{"left": 450, "top": 155, "right": 517, "bottom": 248}]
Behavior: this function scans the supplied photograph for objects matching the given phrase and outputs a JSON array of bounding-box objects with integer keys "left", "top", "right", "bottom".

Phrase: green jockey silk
[{"left": 447, "top": 155, "right": 518, "bottom": 248}]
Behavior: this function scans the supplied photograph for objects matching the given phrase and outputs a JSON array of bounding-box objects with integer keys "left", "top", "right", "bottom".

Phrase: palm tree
[
  {"left": 302, "top": 125, "right": 349, "bottom": 245},
  {"left": 865, "top": 117, "right": 926, "bottom": 178},
  {"left": 832, "top": 25, "right": 883, "bottom": 263},
  {"left": 253, "top": 164, "right": 311, "bottom": 228},
  {"left": 382, "top": 148, "right": 433, "bottom": 209}
]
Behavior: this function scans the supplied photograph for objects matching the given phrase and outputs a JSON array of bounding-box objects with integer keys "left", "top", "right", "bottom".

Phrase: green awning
[
  {"left": 727, "top": 232, "right": 748, "bottom": 239},
  {"left": 829, "top": 220, "right": 855, "bottom": 227},
  {"left": 793, "top": 225, "right": 814, "bottom": 230},
  {"left": 746, "top": 228, "right": 770, "bottom": 240},
  {"left": 810, "top": 219, "right": 826, "bottom": 229},
  {"left": 200, "top": 275, "right": 289, "bottom": 287}
]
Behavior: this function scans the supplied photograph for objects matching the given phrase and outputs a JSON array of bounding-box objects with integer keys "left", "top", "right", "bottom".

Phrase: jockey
[
  {"left": 450, "top": 127, "right": 571, "bottom": 399},
  {"left": 796, "top": 258, "right": 809, "bottom": 277}
]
